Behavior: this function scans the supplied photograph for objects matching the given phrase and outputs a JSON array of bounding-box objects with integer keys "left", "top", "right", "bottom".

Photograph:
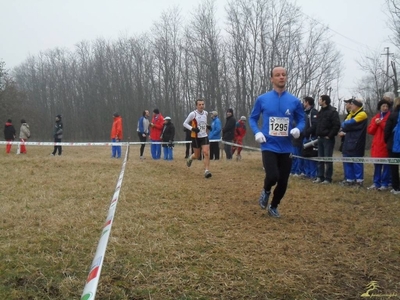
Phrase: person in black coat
[
  {"left": 384, "top": 97, "right": 400, "bottom": 193},
  {"left": 313, "top": 95, "right": 341, "bottom": 183},
  {"left": 4, "top": 119, "right": 16, "bottom": 154},
  {"left": 161, "top": 116, "right": 175, "bottom": 160},
  {"left": 51, "top": 114, "right": 63, "bottom": 156},
  {"left": 222, "top": 108, "right": 236, "bottom": 159}
]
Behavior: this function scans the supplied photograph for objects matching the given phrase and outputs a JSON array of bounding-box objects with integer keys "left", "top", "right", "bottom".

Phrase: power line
[{"left": 299, "top": 10, "right": 376, "bottom": 53}]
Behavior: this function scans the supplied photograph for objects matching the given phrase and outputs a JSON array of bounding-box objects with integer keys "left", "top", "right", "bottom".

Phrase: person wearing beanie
[
  {"left": 160, "top": 116, "right": 175, "bottom": 160},
  {"left": 249, "top": 66, "right": 305, "bottom": 218},
  {"left": 18, "top": 119, "right": 31, "bottom": 154},
  {"left": 149, "top": 108, "right": 164, "bottom": 159},
  {"left": 51, "top": 115, "right": 63, "bottom": 156},
  {"left": 110, "top": 112, "right": 123, "bottom": 158},
  {"left": 339, "top": 98, "right": 368, "bottom": 187},
  {"left": 222, "top": 108, "right": 236, "bottom": 159},
  {"left": 208, "top": 111, "right": 221, "bottom": 160},
  {"left": 366, "top": 99, "right": 391, "bottom": 190},
  {"left": 183, "top": 98, "right": 213, "bottom": 178},
  {"left": 4, "top": 119, "right": 16, "bottom": 154}
]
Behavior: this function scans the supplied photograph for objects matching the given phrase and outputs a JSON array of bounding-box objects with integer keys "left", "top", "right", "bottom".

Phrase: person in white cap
[
  {"left": 339, "top": 98, "right": 368, "bottom": 187},
  {"left": 232, "top": 116, "right": 247, "bottom": 160}
]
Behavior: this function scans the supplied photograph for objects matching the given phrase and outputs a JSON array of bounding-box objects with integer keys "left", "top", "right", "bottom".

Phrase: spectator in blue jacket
[{"left": 208, "top": 111, "right": 221, "bottom": 160}]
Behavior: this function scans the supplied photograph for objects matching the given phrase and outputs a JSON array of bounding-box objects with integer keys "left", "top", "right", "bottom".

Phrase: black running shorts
[{"left": 192, "top": 137, "right": 209, "bottom": 148}]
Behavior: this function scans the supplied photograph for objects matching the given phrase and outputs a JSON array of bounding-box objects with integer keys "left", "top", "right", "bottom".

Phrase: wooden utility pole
[
  {"left": 391, "top": 61, "right": 399, "bottom": 97},
  {"left": 382, "top": 47, "right": 394, "bottom": 91}
]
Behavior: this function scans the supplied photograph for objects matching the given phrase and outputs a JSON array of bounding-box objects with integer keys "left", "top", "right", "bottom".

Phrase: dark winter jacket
[
  {"left": 161, "top": 122, "right": 175, "bottom": 147},
  {"left": 4, "top": 122, "right": 16, "bottom": 140},
  {"left": 315, "top": 105, "right": 341, "bottom": 139},
  {"left": 384, "top": 108, "right": 400, "bottom": 152},
  {"left": 222, "top": 115, "right": 236, "bottom": 141},
  {"left": 303, "top": 107, "right": 318, "bottom": 140},
  {"left": 341, "top": 107, "right": 368, "bottom": 156},
  {"left": 53, "top": 120, "right": 63, "bottom": 139}
]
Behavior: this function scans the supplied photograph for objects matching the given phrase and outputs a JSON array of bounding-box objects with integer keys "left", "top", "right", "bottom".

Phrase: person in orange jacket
[
  {"left": 111, "top": 112, "right": 123, "bottom": 158},
  {"left": 149, "top": 108, "right": 164, "bottom": 159}
]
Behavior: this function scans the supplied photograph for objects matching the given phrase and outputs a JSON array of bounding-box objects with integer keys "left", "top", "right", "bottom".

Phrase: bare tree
[{"left": 355, "top": 50, "right": 388, "bottom": 115}]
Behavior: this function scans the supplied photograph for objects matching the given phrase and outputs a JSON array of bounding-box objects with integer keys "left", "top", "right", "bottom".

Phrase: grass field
[{"left": 0, "top": 144, "right": 399, "bottom": 299}]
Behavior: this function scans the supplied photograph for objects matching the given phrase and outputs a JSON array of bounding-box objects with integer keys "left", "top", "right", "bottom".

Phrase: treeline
[{"left": 2, "top": 0, "right": 342, "bottom": 142}]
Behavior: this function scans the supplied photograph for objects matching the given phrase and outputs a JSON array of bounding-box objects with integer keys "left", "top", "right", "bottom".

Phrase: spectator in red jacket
[
  {"left": 149, "top": 108, "right": 164, "bottom": 159},
  {"left": 367, "top": 99, "right": 391, "bottom": 190},
  {"left": 232, "top": 116, "right": 247, "bottom": 160},
  {"left": 111, "top": 112, "right": 123, "bottom": 158}
]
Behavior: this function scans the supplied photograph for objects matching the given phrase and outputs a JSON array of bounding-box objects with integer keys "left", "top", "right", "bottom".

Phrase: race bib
[
  {"left": 269, "top": 117, "right": 289, "bottom": 136},
  {"left": 198, "top": 121, "right": 207, "bottom": 134}
]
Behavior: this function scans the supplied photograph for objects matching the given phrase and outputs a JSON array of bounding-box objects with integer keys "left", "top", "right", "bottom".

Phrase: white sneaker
[
  {"left": 313, "top": 178, "right": 322, "bottom": 183},
  {"left": 377, "top": 186, "right": 388, "bottom": 191},
  {"left": 367, "top": 184, "right": 377, "bottom": 190}
]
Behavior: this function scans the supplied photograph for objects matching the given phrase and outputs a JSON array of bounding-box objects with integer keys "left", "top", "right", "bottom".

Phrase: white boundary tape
[
  {"left": 2, "top": 140, "right": 399, "bottom": 164},
  {"left": 80, "top": 144, "right": 129, "bottom": 300}
]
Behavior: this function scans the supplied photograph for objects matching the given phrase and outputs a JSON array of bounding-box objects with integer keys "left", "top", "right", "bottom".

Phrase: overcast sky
[{"left": 0, "top": 0, "right": 393, "bottom": 98}]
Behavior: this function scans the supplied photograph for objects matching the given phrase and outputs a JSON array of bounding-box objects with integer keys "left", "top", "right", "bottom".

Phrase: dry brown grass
[{"left": 0, "top": 144, "right": 399, "bottom": 300}]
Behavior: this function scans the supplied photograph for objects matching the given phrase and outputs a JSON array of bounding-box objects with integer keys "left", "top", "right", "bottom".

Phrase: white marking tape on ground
[
  {"left": 2, "top": 140, "right": 396, "bottom": 164},
  {"left": 80, "top": 144, "right": 129, "bottom": 300}
]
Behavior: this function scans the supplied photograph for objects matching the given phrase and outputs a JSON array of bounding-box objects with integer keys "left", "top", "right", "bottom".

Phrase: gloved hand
[
  {"left": 191, "top": 127, "right": 200, "bottom": 133},
  {"left": 206, "top": 125, "right": 212, "bottom": 130},
  {"left": 290, "top": 128, "right": 300, "bottom": 139},
  {"left": 255, "top": 132, "right": 266, "bottom": 143},
  {"left": 168, "top": 140, "right": 174, "bottom": 147}
]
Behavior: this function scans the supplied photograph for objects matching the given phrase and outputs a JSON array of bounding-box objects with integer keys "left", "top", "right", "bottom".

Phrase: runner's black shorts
[{"left": 192, "top": 137, "right": 209, "bottom": 148}]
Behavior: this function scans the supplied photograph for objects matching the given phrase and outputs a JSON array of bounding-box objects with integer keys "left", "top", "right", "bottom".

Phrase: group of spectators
[
  {"left": 135, "top": 106, "right": 247, "bottom": 163},
  {"left": 290, "top": 91, "right": 400, "bottom": 194},
  {"left": 3, "top": 118, "right": 31, "bottom": 154},
  {"left": 4, "top": 114, "right": 64, "bottom": 156}
]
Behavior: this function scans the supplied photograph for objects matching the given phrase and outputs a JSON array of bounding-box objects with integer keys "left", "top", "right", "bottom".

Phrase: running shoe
[
  {"left": 204, "top": 170, "right": 212, "bottom": 178},
  {"left": 268, "top": 205, "right": 281, "bottom": 218},
  {"left": 186, "top": 157, "right": 193, "bottom": 167},
  {"left": 258, "top": 190, "right": 270, "bottom": 209}
]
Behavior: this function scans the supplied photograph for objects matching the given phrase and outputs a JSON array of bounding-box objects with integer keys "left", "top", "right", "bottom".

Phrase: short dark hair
[
  {"left": 303, "top": 96, "right": 314, "bottom": 106},
  {"left": 142, "top": 110, "right": 147, "bottom": 116},
  {"left": 320, "top": 95, "right": 331, "bottom": 105},
  {"left": 195, "top": 98, "right": 205, "bottom": 105}
]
